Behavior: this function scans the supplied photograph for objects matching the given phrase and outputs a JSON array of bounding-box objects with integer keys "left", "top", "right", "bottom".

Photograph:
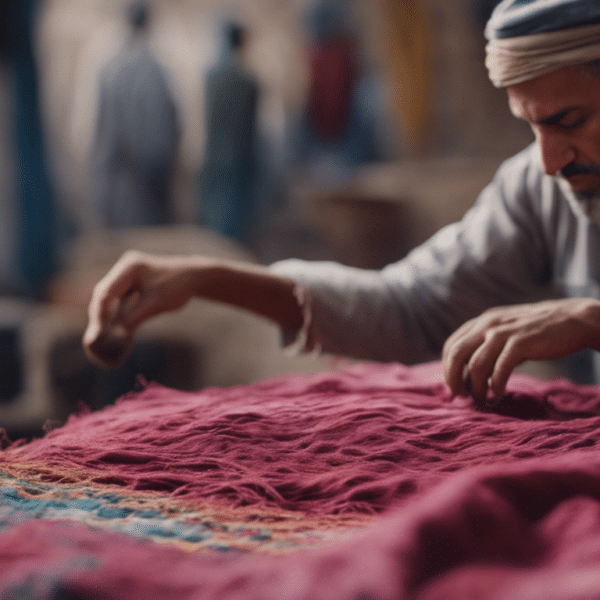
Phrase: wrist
[{"left": 577, "top": 298, "right": 600, "bottom": 351}]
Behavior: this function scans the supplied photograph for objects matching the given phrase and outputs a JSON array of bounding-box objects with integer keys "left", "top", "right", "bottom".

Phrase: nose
[{"left": 534, "top": 127, "right": 576, "bottom": 176}]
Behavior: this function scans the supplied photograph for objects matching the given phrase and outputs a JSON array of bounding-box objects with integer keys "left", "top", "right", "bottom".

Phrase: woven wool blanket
[{"left": 1, "top": 360, "right": 600, "bottom": 599}]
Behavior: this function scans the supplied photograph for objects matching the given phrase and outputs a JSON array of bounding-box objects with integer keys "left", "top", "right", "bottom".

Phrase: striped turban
[{"left": 485, "top": 0, "right": 600, "bottom": 87}]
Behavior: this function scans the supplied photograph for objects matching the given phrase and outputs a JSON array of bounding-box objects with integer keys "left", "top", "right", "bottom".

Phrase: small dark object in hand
[{"left": 85, "top": 325, "right": 133, "bottom": 371}]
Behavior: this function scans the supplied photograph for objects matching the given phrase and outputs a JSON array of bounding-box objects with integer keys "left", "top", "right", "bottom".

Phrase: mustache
[{"left": 558, "top": 162, "right": 600, "bottom": 179}]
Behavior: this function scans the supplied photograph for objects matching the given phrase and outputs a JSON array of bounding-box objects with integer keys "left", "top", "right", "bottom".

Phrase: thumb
[
  {"left": 117, "top": 289, "right": 143, "bottom": 330},
  {"left": 119, "top": 288, "right": 168, "bottom": 330}
]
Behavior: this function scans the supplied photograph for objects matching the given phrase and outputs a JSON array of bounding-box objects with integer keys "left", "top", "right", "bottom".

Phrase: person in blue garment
[
  {"left": 288, "top": 0, "right": 387, "bottom": 178},
  {"left": 93, "top": 1, "right": 180, "bottom": 228},
  {"left": 85, "top": 0, "right": 600, "bottom": 403},
  {"left": 197, "top": 20, "right": 259, "bottom": 244}
]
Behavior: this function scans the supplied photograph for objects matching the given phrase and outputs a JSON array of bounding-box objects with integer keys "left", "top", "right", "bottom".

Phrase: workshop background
[{"left": 0, "top": 0, "right": 533, "bottom": 439}]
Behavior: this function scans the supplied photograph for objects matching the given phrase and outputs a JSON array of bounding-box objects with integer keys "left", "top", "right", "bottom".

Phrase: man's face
[{"left": 507, "top": 65, "right": 600, "bottom": 221}]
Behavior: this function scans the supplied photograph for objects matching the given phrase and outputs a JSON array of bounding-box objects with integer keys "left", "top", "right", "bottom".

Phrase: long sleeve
[{"left": 270, "top": 145, "right": 558, "bottom": 364}]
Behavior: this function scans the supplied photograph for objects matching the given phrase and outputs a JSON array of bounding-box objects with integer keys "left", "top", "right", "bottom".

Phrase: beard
[{"left": 557, "top": 162, "right": 600, "bottom": 227}]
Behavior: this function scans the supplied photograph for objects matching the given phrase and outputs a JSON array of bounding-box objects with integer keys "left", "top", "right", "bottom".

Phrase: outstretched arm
[
  {"left": 83, "top": 250, "right": 303, "bottom": 369},
  {"left": 442, "top": 298, "right": 600, "bottom": 401}
]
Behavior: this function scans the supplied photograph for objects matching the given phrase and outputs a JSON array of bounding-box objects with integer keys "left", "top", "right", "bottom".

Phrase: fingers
[
  {"left": 442, "top": 300, "right": 584, "bottom": 402},
  {"left": 88, "top": 259, "right": 135, "bottom": 327},
  {"left": 89, "top": 251, "right": 152, "bottom": 322},
  {"left": 463, "top": 328, "right": 522, "bottom": 401},
  {"left": 443, "top": 308, "right": 521, "bottom": 401},
  {"left": 83, "top": 252, "right": 151, "bottom": 369},
  {"left": 118, "top": 286, "right": 167, "bottom": 330},
  {"left": 114, "top": 288, "right": 143, "bottom": 329},
  {"left": 83, "top": 290, "right": 137, "bottom": 370},
  {"left": 83, "top": 323, "right": 133, "bottom": 370},
  {"left": 489, "top": 339, "right": 525, "bottom": 397},
  {"left": 442, "top": 323, "right": 483, "bottom": 396},
  {"left": 83, "top": 251, "right": 193, "bottom": 370}
]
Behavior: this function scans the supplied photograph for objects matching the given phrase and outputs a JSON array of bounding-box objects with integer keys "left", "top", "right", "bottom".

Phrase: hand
[
  {"left": 82, "top": 249, "right": 302, "bottom": 370},
  {"left": 83, "top": 250, "right": 202, "bottom": 369},
  {"left": 442, "top": 298, "right": 600, "bottom": 401}
]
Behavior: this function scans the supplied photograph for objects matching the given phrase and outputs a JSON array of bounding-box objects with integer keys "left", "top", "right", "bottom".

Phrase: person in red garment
[{"left": 85, "top": 0, "right": 600, "bottom": 403}]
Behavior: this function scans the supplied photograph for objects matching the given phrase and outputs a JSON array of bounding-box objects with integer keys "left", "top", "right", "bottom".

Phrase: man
[
  {"left": 84, "top": 0, "right": 600, "bottom": 403},
  {"left": 93, "top": 2, "right": 180, "bottom": 227},
  {"left": 198, "top": 20, "right": 259, "bottom": 243}
]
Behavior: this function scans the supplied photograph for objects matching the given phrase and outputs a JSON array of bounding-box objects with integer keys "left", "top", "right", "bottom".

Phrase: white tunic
[{"left": 271, "top": 143, "right": 600, "bottom": 383}]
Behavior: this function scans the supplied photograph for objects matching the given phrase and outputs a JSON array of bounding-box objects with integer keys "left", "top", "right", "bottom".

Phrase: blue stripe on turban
[{"left": 486, "top": 0, "right": 600, "bottom": 40}]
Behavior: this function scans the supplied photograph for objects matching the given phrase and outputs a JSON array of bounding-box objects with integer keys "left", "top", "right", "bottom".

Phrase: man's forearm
[{"left": 191, "top": 260, "right": 304, "bottom": 332}]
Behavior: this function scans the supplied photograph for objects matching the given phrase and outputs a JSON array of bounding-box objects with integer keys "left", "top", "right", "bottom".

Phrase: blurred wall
[
  {"left": 0, "top": 0, "right": 542, "bottom": 434},
  {"left": 0, "top": 66, "right": 17, "bottom": 290},
  {"left": 34, "top": 0, "right": 532, "bottom": 238}
]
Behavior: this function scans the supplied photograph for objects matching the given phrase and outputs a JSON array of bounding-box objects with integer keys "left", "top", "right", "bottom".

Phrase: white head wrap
[{"left": 485, "top": 0, "right": 600, "bottom": 88}]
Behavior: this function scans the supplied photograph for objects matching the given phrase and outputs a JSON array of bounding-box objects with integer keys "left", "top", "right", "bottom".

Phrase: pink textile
[
  {"left": 4, "top": 361, "right": 600, "bottom": 515},
  {"left": 2, "top": 360, "right": 600, "bottom": 599}
]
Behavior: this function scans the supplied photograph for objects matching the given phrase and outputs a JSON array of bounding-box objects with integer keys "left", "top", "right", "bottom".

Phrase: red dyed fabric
[{"left": 2, "top": 360, "right": 600, "bottom": 599}]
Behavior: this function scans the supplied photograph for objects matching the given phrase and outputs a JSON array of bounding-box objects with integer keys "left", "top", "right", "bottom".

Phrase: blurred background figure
[
  {"left": 197, "top": 19, "right": 260, "bottom": 245},
  {"left": 93, "top": 1, "right": 180, "bottom": 228},
  {"left": 287, "top": 0, "right": 392, "bottom": 180},
  {"left": 0, "top": 0, "right": 536, "bottom": 440},
  {"left": 0, "top": 0, "right": 57, "bottom": 299}
]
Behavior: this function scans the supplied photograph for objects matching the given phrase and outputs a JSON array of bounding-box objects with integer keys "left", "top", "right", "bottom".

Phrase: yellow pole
[{"left": 379, "top": 0, "right": 433, "bottom": 156}]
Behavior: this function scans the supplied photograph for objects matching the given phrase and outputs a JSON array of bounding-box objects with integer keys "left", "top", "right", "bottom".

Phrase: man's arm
[{"left": 83, "top": 250, "right": 302, "bottom": 369}]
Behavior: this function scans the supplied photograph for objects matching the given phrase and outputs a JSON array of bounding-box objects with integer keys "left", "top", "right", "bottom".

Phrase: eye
[{"left": 557, "top": 113, "right": 587, "bottom": 129}]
